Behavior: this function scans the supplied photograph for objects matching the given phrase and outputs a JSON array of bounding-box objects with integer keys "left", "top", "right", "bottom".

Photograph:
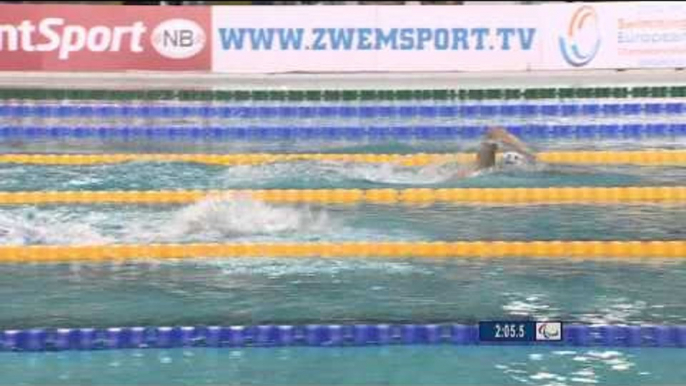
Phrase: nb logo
[
  {"left": 151, "top": 19, "right": 206, "bottom": 60},
  {"left": 168, "top": 30, "right": 196, "bottom": 48}
]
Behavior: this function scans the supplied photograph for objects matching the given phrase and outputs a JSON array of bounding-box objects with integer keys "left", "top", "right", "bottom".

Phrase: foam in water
[
  {"left": 220, "top": 160, "right": 462, "bottom": 187},
  {"left": 346, "top": 161, "right": 455, "bottom": 185},
  {"left": 0, "top": 209, "right": 111, "bottom": 245},
  {"left": 331, "top": 159, "right": 541, "bottom": 185},
  {"left": 220, "top": 161, "right": 340, "bottom": 187},
  {"left": 202, "top": 258, "right": 429, "bottom": 278},
  {"left": 218, "top": 157, "right": 565, "bottom": 188},
  {"left": 169, "top": 194, "right": 333, "bottom": 239}
]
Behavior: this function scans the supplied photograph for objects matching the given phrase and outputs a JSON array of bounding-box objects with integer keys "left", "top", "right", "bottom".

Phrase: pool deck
[{"left": 1, "top": 69, "right": 686, "bottom": 90}]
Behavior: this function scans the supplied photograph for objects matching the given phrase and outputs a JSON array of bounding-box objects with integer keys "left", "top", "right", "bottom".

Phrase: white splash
[
  {"left": 529, "top": 372, "right": 557, "bottom": 380},
  {"left": 570, "top": 377, "right": 599, "bottom": 384},
  {"left": 587, "top": 351, "right": 623, "bottom": 359},
  {"left": 572, "top": 369, "right": 596, "bottom": 377},
  {"left": 169, "top": 194, "right": 332, "bottom": 239},
  {"left": 207, "top": 258, "right": 424, "bottom": 277},
  {"left": 611, "top": 364, "right": 633, "bottom": 371},
  {"left": 502, "top": 293, "right": 559, "bottom": 319},
  {"left": 553, "top": 351, "right": 577, "bottom": 356},
  {"left": 220, "top": 160, "right": 459, "bottom": 187},
  {"left": 344, "top": 162, "right": 455, "bottom": 185},
  {"left": 0, "top": 210, "right": 110, "bottom": 245}
]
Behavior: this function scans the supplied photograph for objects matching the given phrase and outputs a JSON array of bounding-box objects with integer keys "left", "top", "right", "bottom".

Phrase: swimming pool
[{"left": 1, "top": 73, "right": 686, "bottom": 385}]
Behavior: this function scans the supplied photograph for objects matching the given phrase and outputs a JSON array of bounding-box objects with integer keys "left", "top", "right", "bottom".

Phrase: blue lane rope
[
  {"left": 1, "top": 324, "right": 685, "bottom": 351},
  {"left": 0, "top": 103, "right": 678, "bottom": 119},
  {"left": 0, "top": 124, "right": 684, "bottom": 140}
]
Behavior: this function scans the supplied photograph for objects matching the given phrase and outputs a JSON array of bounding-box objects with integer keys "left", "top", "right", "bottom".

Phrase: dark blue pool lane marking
[
  {"left": 0, "top": 124, "right": 685, "bottom": 140},
  {"left": 1, "top": 324, "right": 685, "bottom": 351},
  {"left": 0, "top": 103, "right": 681, "bottom": 119}
]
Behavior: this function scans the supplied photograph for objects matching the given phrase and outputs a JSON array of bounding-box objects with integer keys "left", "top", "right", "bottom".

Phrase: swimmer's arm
[
  {"left": 421, "top": 127, "right": 535, "bottom": 175},
  {"left": 486, "top": 127, "right": 537, "bottom": 161},
  {"left": 505, "top": 136, "right": 537, "bottom": 161}
]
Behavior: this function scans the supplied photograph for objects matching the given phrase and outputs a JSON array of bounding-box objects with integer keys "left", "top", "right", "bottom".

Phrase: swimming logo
[
  {"left": 535, "top": 322, "right": 563, "bottom": 341},
  {"left": 559, "top": 6, "right": 601, "bottom": 67}
]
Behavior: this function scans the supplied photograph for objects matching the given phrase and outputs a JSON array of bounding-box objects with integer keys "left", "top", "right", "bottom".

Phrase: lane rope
[
  {"left": 0, "top": 85, "right": 682, "bottom": 101},
  {"left": 0, "top": 241, "right": 685, "bottom": 263},
  {"left": 0, "top": 187, "right": 685, "bottom": 205},
  {"left": 1, "top": 324, "right": 685, "bottom": 351},
  {"left": 0, "top": 102, "right": 682, "bottom": 119},
  {"left": 0, "top": 123, "right": 684, "bottom": 139},
  {"left": 2, "top": 151, "right": 686, "bottom": 166}
]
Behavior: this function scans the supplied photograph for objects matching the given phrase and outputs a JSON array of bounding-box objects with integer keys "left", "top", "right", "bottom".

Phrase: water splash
[
  {"left": 168, "top": 194, "right": 333, "bottom": 240},
  {"left": 217, "top": 157, "right": 616, "bottom": 190},
  {"left": 0, "top": 209, "right": 111, "bottom": 245},
  {"left": 578, "top": 298, "right": 649, "bottom": 325},
  {"left": 344, "top": 161, "right": 456, "bottom": 185},
  {"left": 502, "top": 293, "right": 560, "bottom": 320},
  {"left": 205, "top": 258, "right": 428, "bottom": 278},
  {"left": 219, "top": 160, "right": 462, "bottom": 188}
]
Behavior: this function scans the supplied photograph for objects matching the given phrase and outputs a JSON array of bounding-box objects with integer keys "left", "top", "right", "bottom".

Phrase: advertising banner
[
  {"left": 211, "top": 5, "right": 543, "bottom": 73},
  {"left": 0, "top": 4, "right": 211, "bottom": 71},
  {"left": 542, "top": 2, "right": 686, "bottom": 70},
  {"left": 1, "top": 3, "right": 686, "bottom": 73}
]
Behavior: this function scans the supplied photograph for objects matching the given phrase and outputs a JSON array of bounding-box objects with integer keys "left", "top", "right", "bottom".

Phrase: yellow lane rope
[
  {"left": 0, "top": 241, "right": 684, "bottom": 263},
  {"left": 1, "top": 151, "right": 686, "bottom": 166},
  {"left": 0, "top": 187, "right": 684, "bottom": 205}
]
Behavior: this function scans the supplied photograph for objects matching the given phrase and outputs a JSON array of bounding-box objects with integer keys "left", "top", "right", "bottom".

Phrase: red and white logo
[
  {"left": 0, "top": 4, "right": 211, "bottom": 71},
  {"left": 0, "top": 19, "right": 147, "bottom": 60}
]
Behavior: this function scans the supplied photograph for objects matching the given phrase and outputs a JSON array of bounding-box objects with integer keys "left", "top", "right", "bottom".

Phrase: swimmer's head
[
  {"left": 477, "top": 142, "right": 498, "bottom": 168},
  {"left": 502, "top": 152, "right": 526, "bottom": 166}
]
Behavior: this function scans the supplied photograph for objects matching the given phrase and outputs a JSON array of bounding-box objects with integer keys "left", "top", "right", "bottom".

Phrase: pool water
[
  {"left": 2, "top": 159, "right": 686, "bottom": 191},
  {"left": 3, "top": 258, "right": 686, "bottom": 328},
  {"left": 2, "top": 346, "right": 685, "bottom": 386},
  {"left": 1, "top": 94, "right": 686, "bottom": 385}
]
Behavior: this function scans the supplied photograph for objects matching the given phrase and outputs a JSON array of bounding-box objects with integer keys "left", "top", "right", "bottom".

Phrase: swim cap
[{"left": 502, "top": 152, "right": 526, "bottom": 166}]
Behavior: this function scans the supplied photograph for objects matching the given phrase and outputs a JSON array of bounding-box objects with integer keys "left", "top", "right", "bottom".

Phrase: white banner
[
  {"left": 211, "top": 3, "right": 686, "bottom": 73},
  {"left": 606, "top": 2, "right": 686, "bottom": 68},
  {"left": 535, "top": 2, "right": 686, "bottom": 70},
  {"left": 212, "top": 5, "right": 543, "bottom": 73}
]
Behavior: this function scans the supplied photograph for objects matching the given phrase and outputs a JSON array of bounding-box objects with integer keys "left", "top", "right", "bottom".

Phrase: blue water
[
  {"left": 2, "top": 258, "right": 686, "bottom": 329},
  {"left": 1, "top": 346, "right": 685, "bottom": 386},
  {"left": 1, "top": 204, "right": 686, "bottom": 245},
  {"left": 1, "top": 161, "right": 686, "bottom": 191},
  {"left": 2, "top": 99, "right": 686, "bottom": 385}
]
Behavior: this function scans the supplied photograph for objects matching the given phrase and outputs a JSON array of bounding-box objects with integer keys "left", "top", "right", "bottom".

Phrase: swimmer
[{"left": 423, "top": 126, "right": 536, "bottom": 178}]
